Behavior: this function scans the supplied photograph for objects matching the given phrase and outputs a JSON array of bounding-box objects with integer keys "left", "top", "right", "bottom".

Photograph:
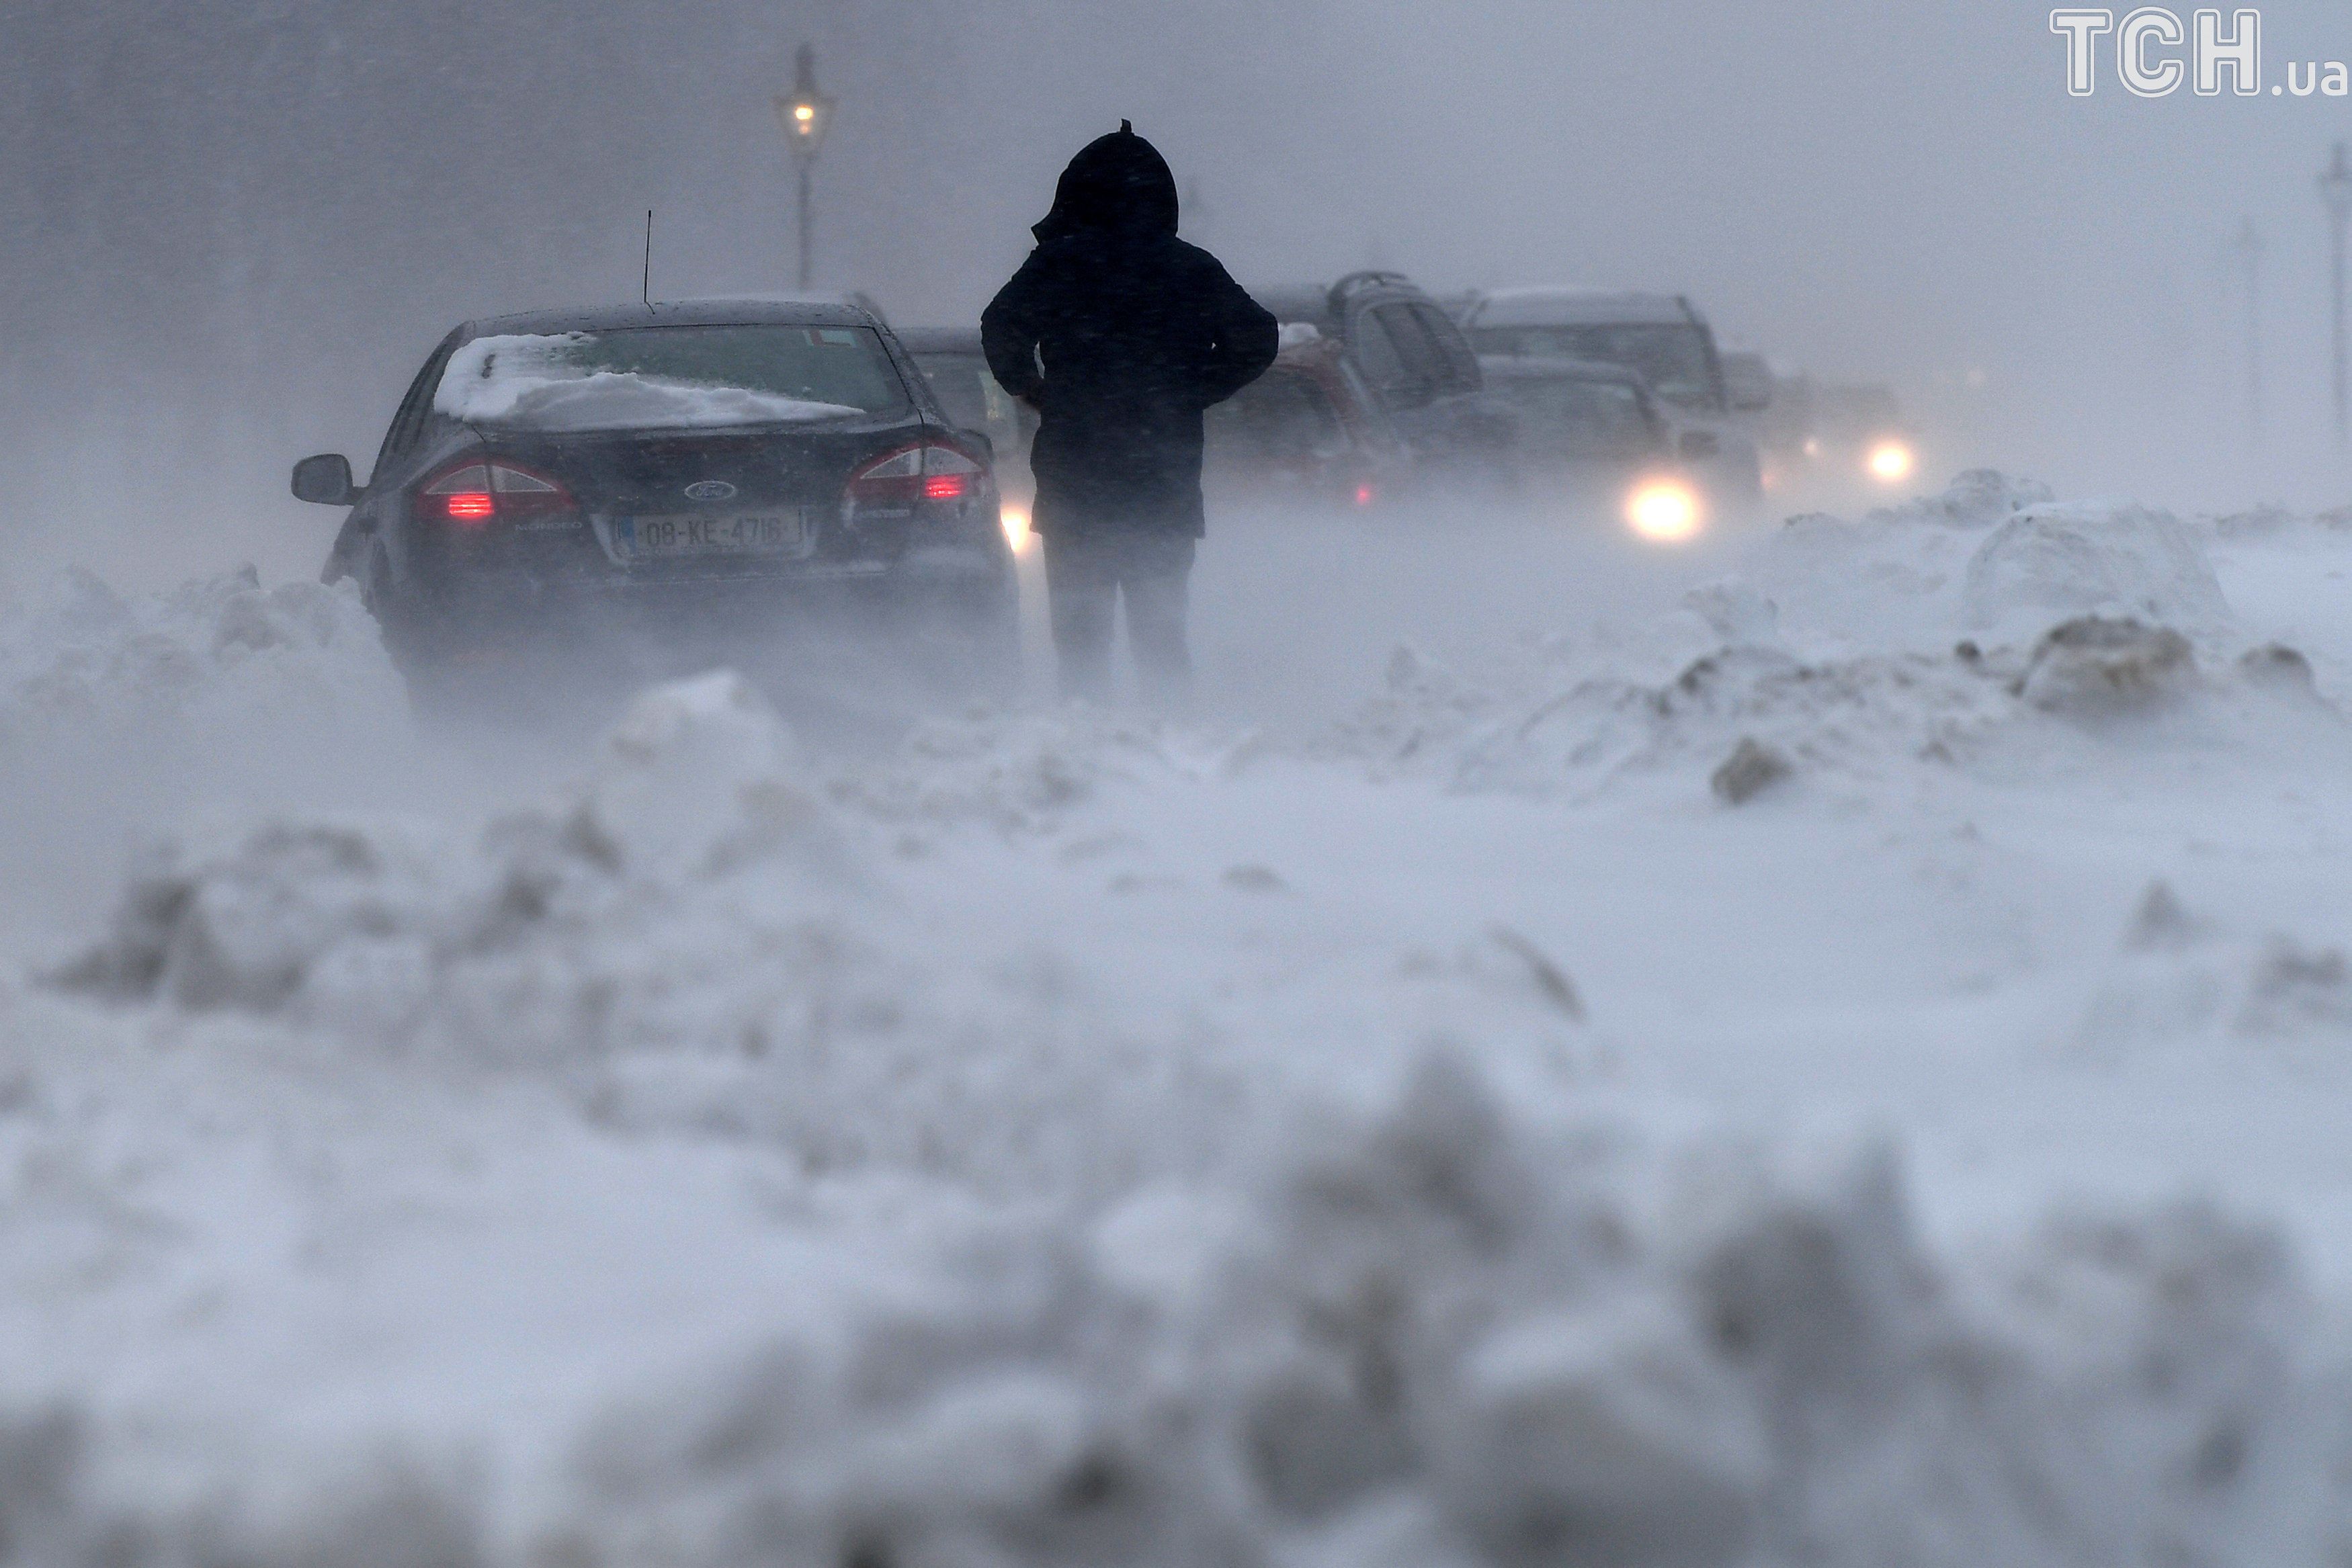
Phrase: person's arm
[
  {"left": 1193, "top": 257, "right": 1279, "bottom": 409},
  {"left": 981, "top": 253, "right": 1051, "bottom": 406}
]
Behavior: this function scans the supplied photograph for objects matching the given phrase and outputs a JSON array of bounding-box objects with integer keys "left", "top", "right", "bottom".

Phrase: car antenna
[{"left": 642, "top": 209, "right": 655, "bottom": 314}]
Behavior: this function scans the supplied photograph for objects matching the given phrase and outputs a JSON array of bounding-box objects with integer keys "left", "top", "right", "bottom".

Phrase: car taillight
[
  {"left": 845, "top": 443, "right": 985, "bottom": 507},
  {"left": 420, "top": 461, "right": 572, "bottom": 527}
]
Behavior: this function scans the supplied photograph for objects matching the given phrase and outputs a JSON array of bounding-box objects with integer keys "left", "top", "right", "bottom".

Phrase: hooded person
[{"left": 982, "top": 122, "right": 1277, "bottom": 706}]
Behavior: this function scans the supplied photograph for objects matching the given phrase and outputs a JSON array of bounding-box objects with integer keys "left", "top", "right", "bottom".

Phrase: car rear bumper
[{"left": 394, "top": 552, "right": 1009, "bottom": 650}]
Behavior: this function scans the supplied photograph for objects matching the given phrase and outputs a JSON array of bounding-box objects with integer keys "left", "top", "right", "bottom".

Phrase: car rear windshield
[
  {"left": 435, "top": 323, "right": 910, "bottom": 431},
  {"left": 912, "top": 351, "right": 1023, "bottom": 449},
  {"left": 1470, "top": 324, "right": 1718, "bottom": 410},
  {"left": 1493, "top": 378, "right": 1662, "bottom": 459}
]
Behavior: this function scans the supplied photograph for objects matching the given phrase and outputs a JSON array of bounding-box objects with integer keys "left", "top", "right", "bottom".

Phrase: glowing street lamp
[{"left": 775, "top": 44, "right": 836, "bottom": 290}]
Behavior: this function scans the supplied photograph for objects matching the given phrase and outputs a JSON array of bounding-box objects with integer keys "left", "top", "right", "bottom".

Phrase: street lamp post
[
  {"left": 2233, "top": 216, "right": 2263, "bottom": 454},
  {"left": 775, "top": 44, "right": 836, "bottom": 291},
  {"left": 2322, "top": 141, "right": 2352, "bottom": 450}
]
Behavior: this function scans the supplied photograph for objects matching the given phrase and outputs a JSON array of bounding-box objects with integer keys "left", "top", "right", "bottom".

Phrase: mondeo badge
[{"left": 683, "top": 480, "right": 739, "bottom": 501}]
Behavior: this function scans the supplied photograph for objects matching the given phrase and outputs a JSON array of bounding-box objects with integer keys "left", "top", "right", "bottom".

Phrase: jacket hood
[{"left": 1031, "top": 121, "right": 1179, "bottom": 244}]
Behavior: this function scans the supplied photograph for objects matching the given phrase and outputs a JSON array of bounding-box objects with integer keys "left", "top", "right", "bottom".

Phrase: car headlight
[
  {"left": 1625, "top": 478, "right": 1704, "bottom": 543},
  {"left": 1866, "top": 441, "right": 1915, "bottom": 483}
]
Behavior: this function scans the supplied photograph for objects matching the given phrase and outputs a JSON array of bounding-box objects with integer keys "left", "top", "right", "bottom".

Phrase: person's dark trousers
[{"left": 1041, "top": 530, "right": 1197, "bottom": 708}]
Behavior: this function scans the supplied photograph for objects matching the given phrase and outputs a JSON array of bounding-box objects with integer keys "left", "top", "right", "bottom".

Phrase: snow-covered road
[{"left": 3, "top": 474, "right": 2351, "bottom": 1563}]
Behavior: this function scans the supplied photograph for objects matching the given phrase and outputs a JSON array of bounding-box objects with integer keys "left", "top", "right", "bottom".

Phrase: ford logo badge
[{"left": 683, "top": 480, "right": 739, "bottom": 502}]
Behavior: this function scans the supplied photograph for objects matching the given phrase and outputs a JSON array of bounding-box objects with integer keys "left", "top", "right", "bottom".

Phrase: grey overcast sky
[{"left": 6, "top": 0, "right": 2352, "bottom": 581}]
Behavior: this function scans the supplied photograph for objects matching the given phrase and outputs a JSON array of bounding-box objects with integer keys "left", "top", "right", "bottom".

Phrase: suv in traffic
[{"left": 1452, "top": 287, "right": 1765, "bottom": 507}]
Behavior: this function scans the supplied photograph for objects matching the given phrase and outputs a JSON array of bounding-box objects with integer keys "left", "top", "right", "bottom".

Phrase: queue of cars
[{"left": 291, "top": 268, "right": 1913, "bottom": 693}]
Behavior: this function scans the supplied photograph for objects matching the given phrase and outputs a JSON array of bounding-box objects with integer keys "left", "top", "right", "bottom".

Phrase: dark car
[
  {"left": 895, "top": 326, "right": 1037, "bottom": 539},
  {"left": 293, "top": 299, "right": 1015, "bottom": 689},
  {"left": 1247, "top": 272, "right": 1515, "bottom": 480},
  {"left": 1452, "top": 288, "right": 1765, "bottom": 508},
  {"left": 1203, "top": 326, "right": 1413, "bottom": 510},
  {"left": 1477, "top": 355, "right": 1714, "bottom": 541}
]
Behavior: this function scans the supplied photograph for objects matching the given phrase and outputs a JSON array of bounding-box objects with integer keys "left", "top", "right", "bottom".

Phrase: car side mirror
[
  {"left": 292, "top": 453, "right": 359, "bottom": 506},
  {"left": 1679, "top": 430, "right": 1721, "bottom": 461}
]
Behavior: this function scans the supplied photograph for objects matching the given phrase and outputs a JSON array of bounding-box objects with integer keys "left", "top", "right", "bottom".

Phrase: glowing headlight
[
  {"left": 1866, "top": 441, "right": 1915, "bottom": 483},
  {"left": 1625, "top": 479, "right": 1703, "bottom": 543},
  {"left": 999, "top": 503, "right": 1030, "bottom": 549}
]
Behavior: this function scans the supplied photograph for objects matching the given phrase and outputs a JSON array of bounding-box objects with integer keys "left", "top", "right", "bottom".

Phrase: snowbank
[
  {"left": 7, "top": 1051, "right": 2324, "bottom": 1565},
  {"left": 51, "top": 669, "right": 849, "bottom": 1046},
  {"left": 1319, "top": 478, "right": 2319, "bottom": 803},
  {"left": 1962, "top": 501, "right": 2230, "bottom": 640},
  {"left": 0, "top": 566, "right": 419, "bottom": 953},
  {"left": 13, "top": 509, "right": 2352, "bottom": 1565},
  {"left": 1740, "top": 474, "right": 2230, "bottom": 656},
  {"left": 2080, "top": 877, "right": 2352, "bottom": 1058},
  {"left": 42, "top": 677, "right": 1314, "bottom": 1198},
  {"left": 1326, "top": 624, "right": 2333, "bottom": 805},
  {"left": 0, "top": 566, "right": 405, "bottom": 758}
]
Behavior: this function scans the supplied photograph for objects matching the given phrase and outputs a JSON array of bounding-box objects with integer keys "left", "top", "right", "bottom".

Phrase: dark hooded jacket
[{"left": 982, "top": 124, "right": 1277, "bottom": 538}]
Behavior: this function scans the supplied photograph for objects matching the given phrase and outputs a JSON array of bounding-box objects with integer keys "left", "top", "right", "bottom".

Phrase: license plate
[{"left": 613, "top": 511, "right": 813, "bottom": 559}]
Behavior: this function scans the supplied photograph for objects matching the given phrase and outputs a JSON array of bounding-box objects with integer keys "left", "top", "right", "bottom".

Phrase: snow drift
[
  {"left": 1326, "top": 476, "right": 2325, "bottom": 803},
  {"left": 12, "top": 484, "right": 2352, "bottom": 1565},
  {"left": 0, "top": 565, "right": 419, "bottom": 954},
  {"left": 0, "top": 565, "right": 407, "bottom": 768},
  {"left": 0, "top": 1049, "right": 2333, "bottom": 1565},
  {"left": 1960, "top": 501, "right": 2230, "bottom": 640}
]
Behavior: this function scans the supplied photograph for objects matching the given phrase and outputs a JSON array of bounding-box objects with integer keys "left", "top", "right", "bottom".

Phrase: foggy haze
[
  {"left": 6, "top": 0, "right": 2352, "bottom": 592},
  {"left": 18, "top": 7, "right": 2352, "bottom": 1559}
]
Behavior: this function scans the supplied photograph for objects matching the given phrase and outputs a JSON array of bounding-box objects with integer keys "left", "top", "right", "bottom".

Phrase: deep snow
[{"left": 5, "top": 476, "right": 2352, "bottom": 1562}]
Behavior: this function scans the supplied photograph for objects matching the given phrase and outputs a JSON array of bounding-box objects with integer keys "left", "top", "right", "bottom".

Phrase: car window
[
  {"left": 1348, "top": 308, "right": 1411, "bottom": 393},
  {"left": 1469, "top": 322, "right": 1719, "bottom": 409},
  {"left": 435, "top": 323, "right": 911, "bottom": 431},
  {"left": 1372, "top": 304, "right": 1446, "bottom": 392},
  {"left": 1495, "top": 378, "right": 1663, "bottom": 458},
  {"left": 913, "top": 350, "right": 1024, "bottom": 458},
  {"left": 1333, "top": 355, "right": 1405, "bottom": 453},
  {"left": 1409, "top": 304, "right": 1479, "bottom": 394},
  {"left": 378, "top": 339, "right": 458, "bottom": 472}
]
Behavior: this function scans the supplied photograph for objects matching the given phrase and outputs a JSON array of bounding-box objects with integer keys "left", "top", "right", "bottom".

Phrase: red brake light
[
  {"left": 847, "top": 442, "right": 985, "bottom": 505},
  {"left": 419, "top": 460, "right": 573, "bottom": 527},
  {"left": 1353, "top": 482, "right": 1376, "bottom": 507}
]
